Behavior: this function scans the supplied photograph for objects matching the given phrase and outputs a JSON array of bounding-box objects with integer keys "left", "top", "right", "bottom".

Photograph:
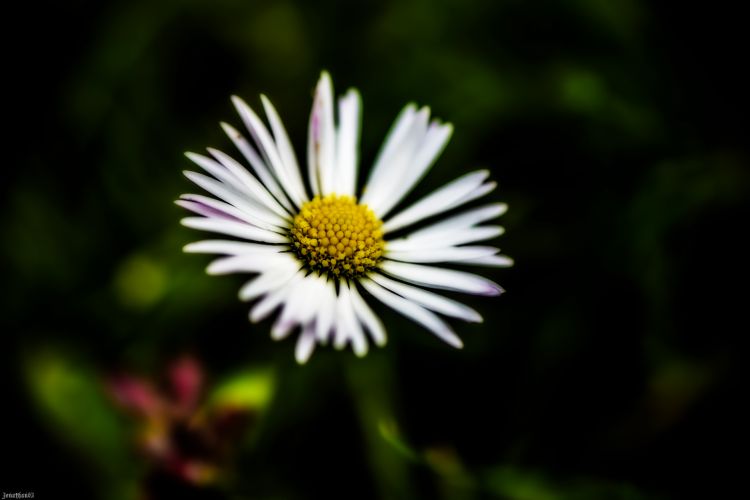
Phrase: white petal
[
  {"left": 260, "top": 95, "right": 309, "bottom": 203},
  {"left": 382, "top": 260, "right": 503, "bottom": 296},
  {"left": 457, "top": 254, "right": 515, "bottom": 267},
  {"left": 239, "top": 265, "right": 300, "bottom": 301},
  {"left": 183, "top": 240, "right": 285, "bottom": 255},
  {"left": 272, "top": 274, "right": 323, "bottom": 340},
  {"left": 335, "top": 89, "right": 361, "bottom": 196},
  {"left": 307, "top": 71, "right": 337, "bottom": 196},
  {"left": 183, "top": 170, "right": 286, "bottom": 231},
  {"left": 382, "top": 170, "right": 490, "bottom": 233},
  {"left": 178, "top": 194, "right": 273, "bottom": 229},
  {"left": 315, "top": 279, "right": 337, "bottom": 343},
  {"left": 250, "top": 272, "right": 303, "bottom": 323},
  {"left": 185, "top": 151, "right": 237, "bottom": 185},
  {"left": 206, "top": 148, "right": 291, "bottom": 219},
  {"left": 176, "top": 198, "right": 242, "bottom": 221},
  {"left": 387, "top": 227, "right": 504, "bottom": 252},
  {"left": 362, "top": 107, "right": 430, "bottom": 215},
  {"left": 181, "top": 217, "right": 288, "bottom": 243},
  {"left": 404, "top": 203, "right": 507, "bottom": 238},
  {"left": 271, "top": 319, "right": 295, "bottom": 340},
  {"left": 338, "top": 283, "right": 368, "bottom": 357},
  {"left": 361, "top": 104, "right": 418, "bottom": 203},
  {"left": 369, "top": 274, "right": 481, "bottom": 323},
  {"left": 301, "top": 275, "right": 328, "bottom": 324},
  {"left": 186, "top": 153, "right": 288, "bottom": 224},
  {"left": 348, "top": 282, "right": 387, "bottom": 346},
  {"left": 457, "top": 181, "right": 497, "bottom": 206},
  {"left": 333, "top": 289, "right": 348, "bottom": 349},
  {"left": 385, "top": 246, "right": 499, "bottom": 264},
  {"left": 221, "top": 121, "right": 294, "bottom": 212},
  {"left": 376, "top": 121, "right": 453, "bottom": 218},
  {"left": 295, "top": 323, "right": 317, "bottom": 364},
  {"left": 206, "top": 252, "right": 297, "bottom": 275},
  {"left": 361, "top": 278, "right": 463, "bottom": 348},
  {"left": 232, "top": 95, "right": 306, "bottom": 207}
]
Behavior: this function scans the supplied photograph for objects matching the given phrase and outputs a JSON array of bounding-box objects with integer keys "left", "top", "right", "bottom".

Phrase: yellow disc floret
[{"left": 290, "top": 195, "right": 385, "bottom": 278}]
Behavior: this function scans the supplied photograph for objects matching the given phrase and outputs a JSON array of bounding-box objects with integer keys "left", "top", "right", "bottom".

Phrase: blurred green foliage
[
  {"left": 210, "top": 368, "right": 275, "bottom": 411},
  {"left": 3, "top": 0, "right": 746, "bottom": 499},
  {"left": 24, "top": 350, "right": 139, "bottom": 500}
]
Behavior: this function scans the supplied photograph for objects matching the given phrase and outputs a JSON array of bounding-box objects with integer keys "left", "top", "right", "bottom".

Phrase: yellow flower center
[{"left": 290, "top": 195, "right": 385, "bottom": 278}]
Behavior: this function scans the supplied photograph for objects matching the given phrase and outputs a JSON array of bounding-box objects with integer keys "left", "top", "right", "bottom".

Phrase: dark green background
[{"left": 3, "top": 0, "right": 747, "bottom": 499}]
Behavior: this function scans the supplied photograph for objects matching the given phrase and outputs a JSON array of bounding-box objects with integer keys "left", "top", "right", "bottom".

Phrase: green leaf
[
  {"left": 209, "top": 367, "right": 276, "bottom": 411},
  {"left": 24, "top": 348, "right": 139, "bottom": 500}
]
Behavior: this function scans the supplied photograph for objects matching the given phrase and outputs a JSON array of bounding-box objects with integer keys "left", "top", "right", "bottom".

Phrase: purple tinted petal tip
[{"left": 177, "top": 198, "right": 244, "bottom": 223}]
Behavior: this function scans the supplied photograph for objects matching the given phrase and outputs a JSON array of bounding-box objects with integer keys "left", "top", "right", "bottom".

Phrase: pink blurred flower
[{"left": 107, "top": 355, "right": 250, "bottom": 489}]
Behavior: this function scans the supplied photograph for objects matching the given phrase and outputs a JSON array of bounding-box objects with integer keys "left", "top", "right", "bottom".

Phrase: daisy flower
[{"left": 178, "top": 72, "right": 512, "bottom": 363}]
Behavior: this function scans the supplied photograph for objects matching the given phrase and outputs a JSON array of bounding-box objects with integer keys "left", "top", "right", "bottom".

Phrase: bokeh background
[{"left": 3, "top": 0, "right": 747, "bottom": 499}]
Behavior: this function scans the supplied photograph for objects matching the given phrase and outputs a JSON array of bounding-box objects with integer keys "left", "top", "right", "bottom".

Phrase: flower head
[{"left": 179, "top": 72, "right": 513, "bottom": 363}]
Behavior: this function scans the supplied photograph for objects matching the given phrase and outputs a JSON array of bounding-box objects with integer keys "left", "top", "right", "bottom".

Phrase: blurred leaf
[
  {"left": 377, "top": 418, "right": 420, "bottom": 462},
  {"left": 24, "top": 348, "right": 139, "bottom": 500},
  {"left": 245, "top": 2, "right": 311, "bottom": 79},
  {"left": 559, "top": 68, "right": 606, "bottom": 113},
  {"left": 485, "top": 466, "right": 655, "bottom": 500},
  {"left": 642, "top": 358, "right": 715, "bottom": 432},
  {"left": 347, "top": 356, "right": 415, "bottom": 498},
  {"left": 486, "top": 467, "right": 558, "bottom": 500},
  {"left": 209, "top": 367, "right": 276, "bottom": 412},
  {"left": 424, "top": 446, "right": 476, "bottom": 500},
  {"left": 113, "top": 254, "right": 167, "bottom": 310},
  {"left": 571, "top": 0, "right": 643, "bottom": 42}
]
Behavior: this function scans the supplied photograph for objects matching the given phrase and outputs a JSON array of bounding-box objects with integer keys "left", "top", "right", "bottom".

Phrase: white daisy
[{"left": 178, "top": 71, "right": 513, "bottom": 363}]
